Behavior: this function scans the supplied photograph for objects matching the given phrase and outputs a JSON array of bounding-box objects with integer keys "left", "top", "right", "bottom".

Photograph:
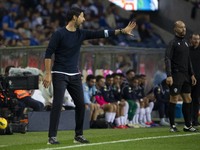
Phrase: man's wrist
[{"left": 119, "top": 28, "right": 125, "bottom": 34}]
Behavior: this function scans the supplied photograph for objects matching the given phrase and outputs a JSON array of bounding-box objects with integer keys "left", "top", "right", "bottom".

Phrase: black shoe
[
  {"left": 47, "top": 137, "right": 60, "bottom": 145},
  {"left": 108, "top": 122, "right": 114, "bottom": 129},
  {"left": 74, "top": 135, "right": 90, "bottom": 143},
  {"left": 183, "top": 125, "right": 199, "bottom": 132},
  {"left": 170, "top": 125, "right": 180, "bottom": 132}
]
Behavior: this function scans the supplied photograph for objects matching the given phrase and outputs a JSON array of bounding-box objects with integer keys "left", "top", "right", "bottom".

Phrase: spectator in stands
[
  {"left": 1, "top": 7, "right": 18, "bottom": 39},
  {"left": 30, "top": 30, "right": 39, "bottom": 46},
  {"left": 71, "top": 0, "right": 82, "bottom": 8},
  {"left": 81, "top": 0, "right": 91, "bottom": 14},
  {"left": 64, "top": 0, "right": 70, "bottom": 14},
  {"left": 90, "top": 0, "right": 105, "bottom": 18},
  {"left": 83, "top": 75, "right": 100, "bottom": 128},
  {"left": 95, "top": 75, "right": 116, "bottom": 128},
  {"left": 32, "top": 10, "right": 43, "bottom": 29},
  {"left": 152, "top": 79, "right": 170, "bottom": 126},
  {"left": 7, "top": 38, "right": 16, "bottom": 47},
  {"left": 138, "top": 23, "right": 151, "bottom": 42},
  {"left": 105, "top": 6, "right": 116, "bottom": 29}
]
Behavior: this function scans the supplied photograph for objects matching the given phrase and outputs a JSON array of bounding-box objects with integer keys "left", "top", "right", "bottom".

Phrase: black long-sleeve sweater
[
  {"left": 45, "top": 27, "right": 115, "bottom": 73},
  {"left": 165, "top": 35, "right": 194, "bottom": 77}
]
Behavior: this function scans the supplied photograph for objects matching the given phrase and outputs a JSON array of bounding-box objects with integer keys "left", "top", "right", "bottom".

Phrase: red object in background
[
  {"left": 28, "top": 56, "right": 38, "bottom": 68},
  {"left": 139, "top": 63, "right": 145, "bottom": 74}
]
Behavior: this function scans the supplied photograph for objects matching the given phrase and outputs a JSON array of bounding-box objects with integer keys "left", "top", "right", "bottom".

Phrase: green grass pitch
[{"left": 0, "top": 125, "right": 200, "bottom": 150}]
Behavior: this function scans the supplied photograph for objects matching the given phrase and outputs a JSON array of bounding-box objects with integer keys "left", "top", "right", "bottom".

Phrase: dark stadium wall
[{"left": 149, "top": 0, "right": 200, "bottom": 40}]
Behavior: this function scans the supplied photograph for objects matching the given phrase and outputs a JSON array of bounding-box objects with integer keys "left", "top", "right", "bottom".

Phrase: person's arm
[
  {"left": 2, "top": 16, "right": 18, "bottom": 33},
  {"left": 165, "top": 40, "right": 174, "bottom": 86},
  {"left": 84, "top": 21, "right": 136, "bottom": 39},
  {"left": 43, "top": 31, "right": 60, "bottom": 88}
]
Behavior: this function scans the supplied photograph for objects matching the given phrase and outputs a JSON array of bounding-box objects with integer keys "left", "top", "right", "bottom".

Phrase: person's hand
[
  {"left": 191, "top": 75, "right": 197, "bottom": 86},
  {"left": 43, "top": 74, "right": 52, "bottom": 88},
  {"left": 116, "top": 83, "right": 120, "bottom": 89},
  {"left": 166, "top": 76, "right": 173, "bottom": 86},
  {"left": 123, "top": 21, "right": 136, "bottom": 36}
]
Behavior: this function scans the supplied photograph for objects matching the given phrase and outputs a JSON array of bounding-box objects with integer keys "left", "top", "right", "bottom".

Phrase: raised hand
[{"left": 123, "top": 21, "right": 136, "bottom": 36}]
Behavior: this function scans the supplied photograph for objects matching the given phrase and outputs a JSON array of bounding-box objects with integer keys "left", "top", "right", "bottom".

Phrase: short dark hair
[
  {"left": 106, "top": 74, "right": 113, "bottom": 79},
  {"left": 126, "top": 69, "right": 135, "bottom": 75},
  {"left": 5, "top": 65, "right": 14, "bottom": 74},
  {"left": 118, "top": 73, "right": 125, "bottom": 78},
  {"left": 67, "top": 7, "right": 84, "bottom": 22},
  {"left": 130, "top": 76, "right": 139, "bottom": 82},
  {"left": 96, "top": 75, "right": 104, "bottom": 82},
  {"left": 190, "top": 33, "right": 199, "bottom": 39},
  {"left": 140, "top": 74, "right": 146, "bottom": 78},
  {"left": 86, "top": 75, "right": 95, "bottom": 81},
  {"left": 112, "top": 73, "right": 120, "bottom": 78}
]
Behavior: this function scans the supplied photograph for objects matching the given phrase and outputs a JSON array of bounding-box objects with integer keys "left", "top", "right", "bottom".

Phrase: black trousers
[
  {"left": 48, "top": 73, "right": 85, "bottom": 137},
  {"left": 191, "top": 77, "right": 200, "bottom": 124}
]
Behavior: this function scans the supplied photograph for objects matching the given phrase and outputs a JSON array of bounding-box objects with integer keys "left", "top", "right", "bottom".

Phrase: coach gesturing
[
  {"left": 165, "top": 21, "right": 199, "bottom": 132},
  {"left": 43, "top": 7, "right": 136, "bottom": 144}
]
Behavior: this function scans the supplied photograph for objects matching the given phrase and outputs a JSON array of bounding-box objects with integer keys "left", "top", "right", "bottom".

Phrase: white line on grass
[
  {"left": 36, "top": 133, "right": 200, "bottom": 150},
  {"left": 0, "top": 145, "right": 8, "bottom": 148}
]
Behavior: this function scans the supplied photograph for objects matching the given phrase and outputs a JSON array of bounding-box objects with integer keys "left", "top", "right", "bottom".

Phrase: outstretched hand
[{"left": 123, "top": 21, "right": 136, "bottom": 36}]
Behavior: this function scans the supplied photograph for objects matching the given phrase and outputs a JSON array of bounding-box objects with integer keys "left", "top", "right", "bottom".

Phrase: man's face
[
  {"left": 81, "top": 76, "right": 84, "bottom": 84},
  {"left": 75, "top": 12, "right": 85, "bottom": 29},
  {"left": 141, "top": 76, "right": 146, "bottom": 86},
  {"left": 126, "top": 71, "right": 135, "bottom": 81},
  {"left": 119, "top": 76, "right": 124, "bottom": 85},
  {"left": 88, "top": 79, "right": 96, "bottom": 88},
  {"left": 131, "top": 79, "right": 138, "bottom": 88},
  {"left": 96, "top": 78, "right": 105, "bottom": 88},
  {"left": 190, "top": 34, "right": 200, "bottom": 48},
  {"left": 113, "top": 75, "right": 120, "bottom": 85},
  {"left": 106, "top": 77, "right": 113, "bottom": 86},
  {"left": 174, "top": 22, "right": 186, "bottom": 37}
]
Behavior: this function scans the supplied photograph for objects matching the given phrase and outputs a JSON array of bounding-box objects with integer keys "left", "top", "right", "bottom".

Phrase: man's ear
[{"left": 73, "top": 15, "right": 77, "bottom": 21}]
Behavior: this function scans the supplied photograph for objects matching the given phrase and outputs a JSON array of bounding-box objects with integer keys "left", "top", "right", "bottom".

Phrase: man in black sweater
[
  {"left": 42, "top": 7, "right": 136, "bottom": 144},
  {"left": 190, "top": 33, "right": 200, "bottom": 127},
  {"left": 165, "top": 21, "right": 199, "bottom": 132}
]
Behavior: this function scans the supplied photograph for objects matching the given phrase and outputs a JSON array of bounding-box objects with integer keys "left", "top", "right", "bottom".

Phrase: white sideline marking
[
  {"left": 0, "top": 145, "right": 8, "bottom": 148},
  {"left": 36, "top": 133, "right": 200, "bottom": 150}
]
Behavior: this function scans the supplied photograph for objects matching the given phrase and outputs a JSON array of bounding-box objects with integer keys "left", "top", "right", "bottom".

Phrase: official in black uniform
[
  {"left": 165, "top": 21, "right": 199, "bottom": 132},
  {"left": 190, "top": 33, "right": 200, "bottom": 126}
]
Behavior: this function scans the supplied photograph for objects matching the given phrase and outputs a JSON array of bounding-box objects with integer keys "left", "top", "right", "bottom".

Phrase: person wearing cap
[{"left": 1, "top": 7, "right": 18, "bottom": 39}]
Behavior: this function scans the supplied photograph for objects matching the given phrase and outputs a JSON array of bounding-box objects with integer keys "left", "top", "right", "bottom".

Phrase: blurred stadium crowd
[{"left": 0, "top": 0, "right": 165, "bottom": 48}]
